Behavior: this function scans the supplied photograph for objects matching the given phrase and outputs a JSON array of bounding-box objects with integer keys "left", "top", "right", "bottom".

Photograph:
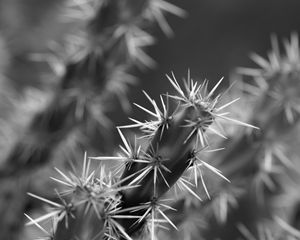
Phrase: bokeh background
[{"left": 2, "top": 0, "right": 300, "bottom": 101}]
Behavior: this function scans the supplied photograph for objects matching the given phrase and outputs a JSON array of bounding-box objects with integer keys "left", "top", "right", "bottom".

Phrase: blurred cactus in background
[
  {"left": 1, "top": 0, "right": 300, "bottom": 240},
  {"left": 0, "top": 0, "right": 185, "bottom": 239}
]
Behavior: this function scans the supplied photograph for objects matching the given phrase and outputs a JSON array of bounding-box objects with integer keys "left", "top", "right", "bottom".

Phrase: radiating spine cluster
[{"left": 163, "top": 34, "right": 300, "bottom": 240}]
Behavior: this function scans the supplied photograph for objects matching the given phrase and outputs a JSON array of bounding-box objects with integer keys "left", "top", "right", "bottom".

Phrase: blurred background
[
  {"left": 1, "top": 0, "right": 300, "bottom": 239},
  {"left": 2, "top": 0, "right": 300, "bottom": 98}
]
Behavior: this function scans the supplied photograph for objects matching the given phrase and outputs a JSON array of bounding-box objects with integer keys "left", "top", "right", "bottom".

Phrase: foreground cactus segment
[{"left": 25, "top": 72, "right": 256, "bottom": 239}]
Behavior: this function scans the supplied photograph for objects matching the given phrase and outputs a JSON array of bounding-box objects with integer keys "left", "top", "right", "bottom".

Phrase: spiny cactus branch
[{"left": 24, "top": 71, "right": 257, "bottom": 240}]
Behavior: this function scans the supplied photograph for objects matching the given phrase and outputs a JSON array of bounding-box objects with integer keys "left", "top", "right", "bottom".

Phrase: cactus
[
  {"left": 1, "top": 1, "right": 300, "bottom": 240},
  {"left": 25, "top": 72, "right": 257, "bottom": 239}
]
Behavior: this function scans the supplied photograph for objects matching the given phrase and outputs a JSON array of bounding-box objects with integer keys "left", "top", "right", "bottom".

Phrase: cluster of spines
[
  {"left": 235, "top": 34, "right": 300, "bottom": 203},
  {"left": 25, "top": 72, "right": 256, "bottom": 239},
  {"left": 175, "top": 34, "right": 300, "bottom": 240},
  {"left": 233, "top": 34, "right": 300, "bottom": 240}
]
